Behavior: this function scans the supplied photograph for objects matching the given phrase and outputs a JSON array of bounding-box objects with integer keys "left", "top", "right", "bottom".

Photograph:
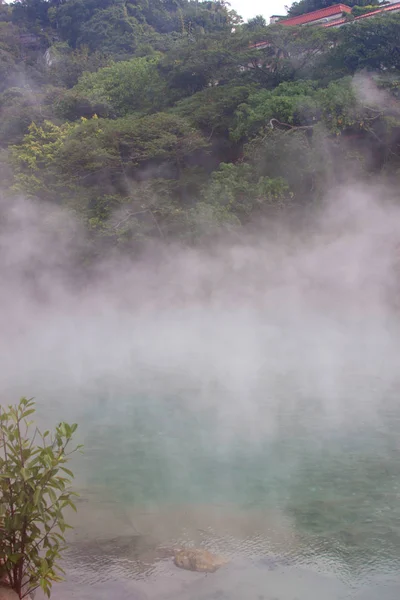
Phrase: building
[
  {"left": 269, "top": 1, "right": 400, "bottom": 28},
  {"left": 323, "top": 0, "right": 400, "bottom": 27},
  {"left": 249, "top": 1, "right": 400, "bottom": 63},
  {"left": 278, "top": 3, "right": 351, "bottom": 26},
  {"left": 269, "top": 14, "right": 285, "bottom": 23}
]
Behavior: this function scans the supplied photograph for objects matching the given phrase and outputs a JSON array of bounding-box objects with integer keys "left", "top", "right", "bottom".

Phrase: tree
[
  {"left": 51, "top": 89, "right": 111, "bottom": 121},
  {"left": 186, "top": 200, "right": 241, "bottom": 241},
  {"left": 46, "top": 44, "right": 110, "bottom": 89},
  {"left": 0, "top": 398, "right": 81, "bottom": 599},
  {"left": 0, "top": 88, "right": 47, "bottom": 146},
  {"left": 243, "top": 14, "right": 267, "bottom": 30},
  {"left": 47, "top": 0, "right": 240, "bottom": 50},
  {"left": 10, "top": 120, "right": 76, "bottom": 201},
  {"left": 0, "top": 23, "right": 21, "bottom": 92},
  {"left": 73, "top": 55, "right": 167, "bottom": 116},
  {"left": 202, "top": 161, "right": 292, "bottom": 221},
  {"left": 47, "top": 0, "right": 114, "bottom": 48},
  {"left": 10, "top": 112, "right": 210, "bottom": 235},
  {"left": 158, "top": 33, "right": 241, "bottom": 98},
  {"left": 172, "top": 83, "right": 257, "bottom": 148},
  {"left": 245, "top": 128, "right": 316, "bottom": 200},
  {"left": 11, "top": 0, "right": 51, "bottom": 27},
  {"left": 133, "top": 0, "right": 241, "bottom": 34},
  {"left": 316, "top": 76, "right": 363, "bottom": 134},
  {"left": 230, "top": 79, "right": 320, "bottom": 143},
  {"left": 2, "top": 0, "right": 400, "bottom": 248},
  {"left": 324, "top": 14, "right": 400, "bottom": 74},
  {"left": 239, "top": 24, "right": 333, "bottom": 88},
  {"left": 53, "top": 112, "right": 209, "bottom": 191},
  {"left": 76, "top": 4, "right": 140, "bottom": 54}
]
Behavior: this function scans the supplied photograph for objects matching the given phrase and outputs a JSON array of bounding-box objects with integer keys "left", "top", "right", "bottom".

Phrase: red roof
[
  {"left": 323, "top": 0, "right": 400, "bottom": 26},
  {"left": 281, "top": 3, "right": 351, "bottom": 26}
]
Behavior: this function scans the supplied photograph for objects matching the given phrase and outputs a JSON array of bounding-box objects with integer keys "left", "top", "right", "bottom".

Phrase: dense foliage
[{"left": 0, "top": 0, "right": 399, "bottom": 252}]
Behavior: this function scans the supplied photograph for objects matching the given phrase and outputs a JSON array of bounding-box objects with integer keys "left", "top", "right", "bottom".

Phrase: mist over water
[{"left": 2, "top": 184, "right": 400, "bottom": 598}]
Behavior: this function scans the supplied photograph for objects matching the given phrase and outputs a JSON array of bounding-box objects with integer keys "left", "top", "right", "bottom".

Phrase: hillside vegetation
[{"left": 1, "top": 0, "right": 399, "bottom": 252}]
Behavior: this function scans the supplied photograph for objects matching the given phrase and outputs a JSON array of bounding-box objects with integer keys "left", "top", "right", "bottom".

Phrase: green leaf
[
  {"left": 60, "top": 467, "right": 74, "bottom": 478},
  {"left": 41, "top": 557, "right": 49, "bottom": 574},
  {"left": 67, "top": 499, "right": 77, "bottom": 513},
  {"left": 22, "top": 409, "right": 35, "bottom": 418},
  {"left": 33, "top": 488, "right": 41, "bottom": 506},
  {"left": 48, "top": 488, "right": 57, "bottom": 505},
  {"left": 8, "top": 553, "right": 23, "bottom": 563}
]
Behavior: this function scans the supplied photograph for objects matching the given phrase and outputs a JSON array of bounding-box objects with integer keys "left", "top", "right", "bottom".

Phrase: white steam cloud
[{"left": 1, "top": 184, "right": 399, "bottom": 438}]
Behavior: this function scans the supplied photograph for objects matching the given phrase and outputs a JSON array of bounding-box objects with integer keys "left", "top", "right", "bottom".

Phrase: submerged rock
[{"left": 174, "top": 549, "right": 228, "bottom": 573}]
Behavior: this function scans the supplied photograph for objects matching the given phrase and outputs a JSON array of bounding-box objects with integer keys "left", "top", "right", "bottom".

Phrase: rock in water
[{"left": 174, "top": 549, "right": 228, "bottom": 573}]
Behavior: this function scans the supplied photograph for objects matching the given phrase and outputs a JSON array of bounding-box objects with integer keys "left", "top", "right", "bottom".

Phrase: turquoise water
[
  {"left": 24, "top": 310, "right": 400, "bottom": 599},
  {"left": 46, "top": 384, "right": 400, "bottom": 600}
]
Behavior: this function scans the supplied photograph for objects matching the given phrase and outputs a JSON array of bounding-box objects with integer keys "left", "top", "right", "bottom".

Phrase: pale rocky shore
[
  {"left": 0, "top": 586, "right": 33, "bottom": 600},
  {"left": 0, "top": 586, "right": 18, "bottom": 600},
  {"left": 0, "top": 573, "right": 33, "bottom": 600}
]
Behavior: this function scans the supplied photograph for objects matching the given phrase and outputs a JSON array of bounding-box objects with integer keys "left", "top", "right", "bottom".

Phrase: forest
[{"left": 0, "top": 0, "right": 399, "bottom": 254}]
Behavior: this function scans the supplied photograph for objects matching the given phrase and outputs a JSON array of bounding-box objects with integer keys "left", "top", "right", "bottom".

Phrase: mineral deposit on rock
[{"left": 173, "top": 548, "right": 228, "bottom": 573}]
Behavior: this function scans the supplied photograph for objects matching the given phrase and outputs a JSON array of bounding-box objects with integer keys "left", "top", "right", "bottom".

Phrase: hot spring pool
[{"left": 36, "top": 388, "right": 400, "bottom": 600}]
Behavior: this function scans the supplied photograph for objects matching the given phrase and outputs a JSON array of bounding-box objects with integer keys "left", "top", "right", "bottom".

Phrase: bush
[
  {"left": 351, "top": 4, "right": 380, "bottom": 16},
  {"left": 0, "top": 398, "right": 81, "bottom": 599}
]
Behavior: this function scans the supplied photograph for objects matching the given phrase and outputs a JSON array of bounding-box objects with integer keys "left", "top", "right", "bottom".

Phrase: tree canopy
[{"left": 0, "top": 0, "right": 399, "bottom": 251}]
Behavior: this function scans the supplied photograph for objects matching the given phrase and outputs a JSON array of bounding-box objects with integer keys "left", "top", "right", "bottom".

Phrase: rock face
[{"left": 173, "top": 549, "right": 228, "bottom": 573}]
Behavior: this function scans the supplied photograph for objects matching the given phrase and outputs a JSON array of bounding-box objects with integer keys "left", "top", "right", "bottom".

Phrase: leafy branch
[{"left": 0, "top": 398, "right": 82, "bottom": 599}]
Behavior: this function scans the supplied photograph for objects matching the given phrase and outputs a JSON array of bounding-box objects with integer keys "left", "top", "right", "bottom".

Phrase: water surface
[{"left": 42, "top": 381, "right": 400, "bottom": 600}]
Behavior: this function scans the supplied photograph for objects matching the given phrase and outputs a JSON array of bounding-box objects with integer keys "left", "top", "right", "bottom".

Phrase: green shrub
[
  {"left": 0, "top": 398, "right": 81, "bottom": 598},
  {"left": 351, "top": 4, "right": 380, "bottom": 16}
]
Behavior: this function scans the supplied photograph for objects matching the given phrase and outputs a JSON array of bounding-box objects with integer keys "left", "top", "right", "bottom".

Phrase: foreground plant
[{"left": 0, "top": 398, "right": 82, "bottom": 598}]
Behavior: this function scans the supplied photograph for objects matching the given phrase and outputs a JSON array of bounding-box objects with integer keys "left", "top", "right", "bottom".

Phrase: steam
[
  {"left": 1, "top": 180, "right": 400, "bottom": 579},
  {"left": 352, "top": 72, "right": 393, "bottom": 110},
  {"left": 1, "top": 183, "right": 400, "bottom": 438}
]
